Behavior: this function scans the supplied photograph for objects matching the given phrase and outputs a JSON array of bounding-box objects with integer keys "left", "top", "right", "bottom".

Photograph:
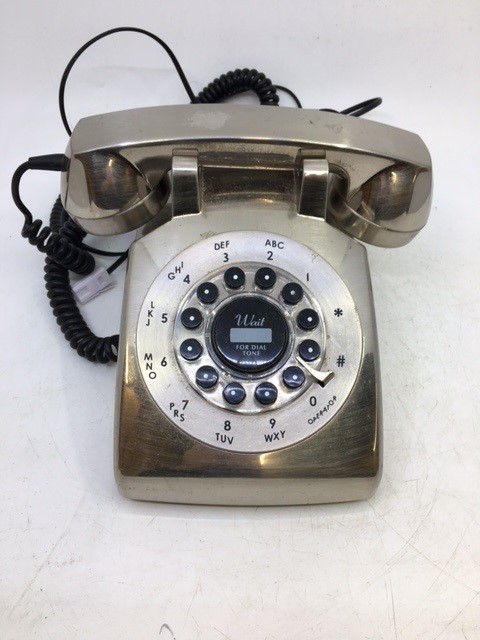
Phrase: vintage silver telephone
[{"left": 13, "top": 29, "right": 432, "bottom": 505}]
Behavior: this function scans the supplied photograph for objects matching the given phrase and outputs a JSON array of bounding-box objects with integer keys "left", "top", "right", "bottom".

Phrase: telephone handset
[{"left": 61, "top": 104, "right": 432, "bottom": 505}]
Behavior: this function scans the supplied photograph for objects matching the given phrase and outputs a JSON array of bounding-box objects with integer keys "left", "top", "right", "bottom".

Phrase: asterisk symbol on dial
[{"left": 334, "top": 308, "right": 343, "bottom": 317}]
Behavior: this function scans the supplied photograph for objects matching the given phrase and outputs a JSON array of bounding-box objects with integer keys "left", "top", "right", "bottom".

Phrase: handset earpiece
[
  {"left": 327, "top": 161, "right": 432, "bottom": 248},
  {"left": 63, "top": 149, "right": 170, "bottom": 236}
]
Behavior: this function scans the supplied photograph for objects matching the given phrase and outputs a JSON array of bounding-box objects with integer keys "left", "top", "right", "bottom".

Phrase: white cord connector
[{"left": 72, "top": 267, "right": 114, "bottom": 304}]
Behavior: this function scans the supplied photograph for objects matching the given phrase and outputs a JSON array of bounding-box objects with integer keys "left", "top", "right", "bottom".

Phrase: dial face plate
[{"left": 136, "top": 231, "right": 362, "bottom": 454}]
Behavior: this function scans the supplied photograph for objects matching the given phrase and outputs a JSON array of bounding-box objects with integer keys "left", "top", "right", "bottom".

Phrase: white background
[{"left": 1, "top": 1, "right": 479, "bottom": 638}]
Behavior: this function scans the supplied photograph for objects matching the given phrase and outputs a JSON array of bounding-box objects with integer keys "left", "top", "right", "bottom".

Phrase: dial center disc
[{"left": 211, "top": 296, "right": 288, "bottom": 373}]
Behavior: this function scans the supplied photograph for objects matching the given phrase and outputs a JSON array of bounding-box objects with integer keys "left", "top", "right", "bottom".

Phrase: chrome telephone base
[
  {"left": 59, "top": 104, "right": 432, "bottom": 504},
  {"left": 114, "top": 207, "right": 381, "bottom": 505}
]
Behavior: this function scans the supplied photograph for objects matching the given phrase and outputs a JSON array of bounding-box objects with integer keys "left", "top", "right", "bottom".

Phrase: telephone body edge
[{"left": 60, "top": 105, "right": 432, "bottom": 505}]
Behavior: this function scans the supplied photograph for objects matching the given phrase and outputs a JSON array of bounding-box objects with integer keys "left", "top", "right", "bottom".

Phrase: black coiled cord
[
  {"left": 11, "top": 157, "right": 123, "bottom": 363},
  {"left": 45, "top": 198, "right": 119, "bottom": 363},
  {"left": 195, "top": 69, "right": 279, "bottom": 106},
  {"left": 57, "top": 26, "right": 381, "bottom": 134},
  {"left": 12, "top": 156, "right": 94, "bottom": 275}
]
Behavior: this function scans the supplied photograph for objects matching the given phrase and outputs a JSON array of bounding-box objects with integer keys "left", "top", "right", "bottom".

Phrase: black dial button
[
  {"left": 254, "top": 382, "right": 278, "bottom": 406},
  {"left": 195, "top": 366, "right": 219, "bottom": 389},
  {"left": 223, "top": 382, "right": 246, "bottom": 405},
  {"left": 212, "top": 296, "right": 288, "bottom": 373},
  {"left": 197, "top": 282, "right": 219, "bottom": 304},
  {"left": 282, "top": 366, "right": 306, "bottom": 389},
  {"left": 224, "top": 267, "right": 245, "bottom": 289},
  {"left": 297, "top": 309, "right": 319, "bottom": 331},
  {"left": 181, "top": 307, "right": 203, "bottom": 329},
  {"left": 281, "top": 283, "right": 303, "bottom": 305},
  {"left": 255, "top": 267, "right": 276, "bottom": 289},
  {"left": 298, "top": 340, "right": 320, "bottom": 361},
  {"left": 180, "top": 339, "right": 203, "bottom": 361}
]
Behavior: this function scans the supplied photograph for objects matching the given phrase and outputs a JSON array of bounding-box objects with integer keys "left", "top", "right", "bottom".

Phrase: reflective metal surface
[
  {"left": 172, "top": 264, "right": 316, "bottom": 416},
  {"left": 115, "top": 206, "right": 382, "bottom": 505},
  {"left": 171, "top": 151, "right": 201, "bottom": 216},
  {"left": 61, "top": 147, "right": 170, "bottom": 235},
  {"left": 298, "top": 157, "right": 329, "bottom": 219},
  {"left": 140, "top": 243, "right": 361, "bottom": 440},
  {"left": 62, "top": 104, "right": 432, "bottom": 247}
]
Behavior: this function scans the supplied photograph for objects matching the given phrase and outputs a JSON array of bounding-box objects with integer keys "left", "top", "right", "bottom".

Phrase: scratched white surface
[{"left": 1, "top": 2, "right": 479, "bottom": 638}]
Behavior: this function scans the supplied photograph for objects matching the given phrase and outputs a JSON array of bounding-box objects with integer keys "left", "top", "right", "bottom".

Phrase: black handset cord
[{"left": 12, "top": 26, "right": 382, "bottom": 364}]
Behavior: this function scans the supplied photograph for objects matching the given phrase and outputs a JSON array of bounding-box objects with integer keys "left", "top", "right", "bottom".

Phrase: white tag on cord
[{"left": 72, "top": 267, "right": 114, "bottom": 304}]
